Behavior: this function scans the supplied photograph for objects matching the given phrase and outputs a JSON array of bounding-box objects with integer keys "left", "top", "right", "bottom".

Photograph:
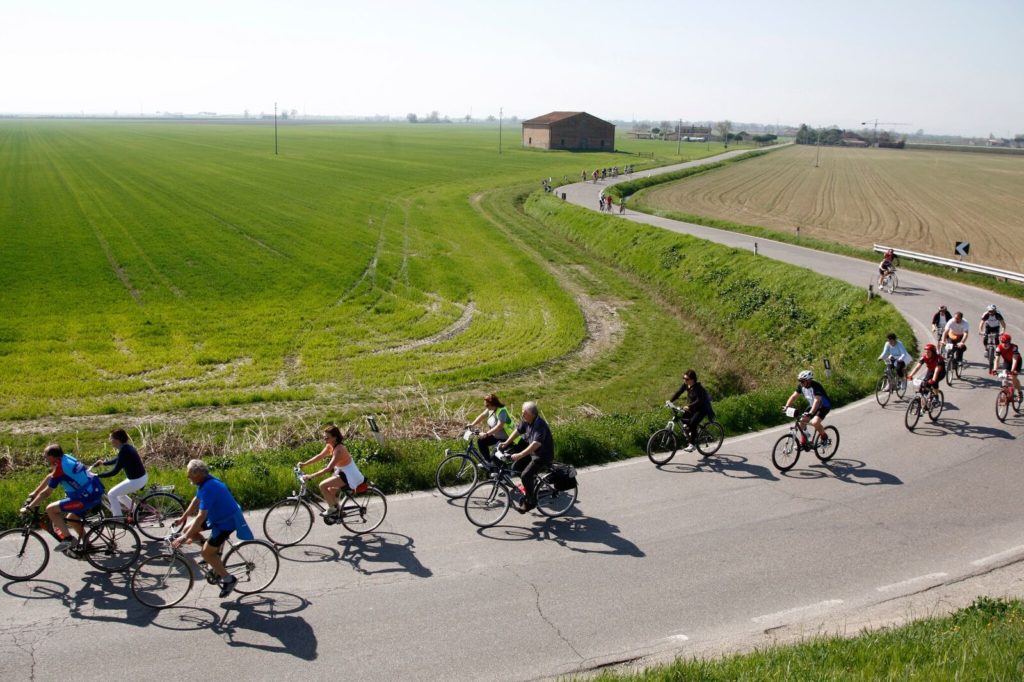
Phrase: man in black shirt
[
  {"left": 668, "top": 369, "right": 712, "bottom": 452},
  {"left": 498, "top": 401, "right": 554, "bottom": 513}
]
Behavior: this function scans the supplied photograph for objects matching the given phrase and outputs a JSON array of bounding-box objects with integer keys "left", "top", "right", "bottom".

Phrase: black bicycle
[
  {"left": 943, "top": 342, "right": 965, "bottom": 385},
  {"left": 904, "top": 379, "right": 945, "bottom": 431},
  {"left": 875, "top": 357, "right": 908, "bottom": 407},
  {"left": 98, "top": 484, "right": 186, "bottom": 541},
  {"left": 984, "top": 330, "right": 1000, "bottom": 368},
  {"left": 646, "top": 403, "right": 725, "bottom": 465},
  {"left": 464, "top": 458, "right": 577, "bottom": 528},
  {"left": 435, "top": 429, "right": 500, "bottom": 499},
  {"left": 262, "top": 467, "right": 388, "bottom": 546},
  {"left": 0, "top": 506, "right": 140, "bottom": 581},
  {"left": 771, "top": 408, "right": 840, "bottom": 472}
]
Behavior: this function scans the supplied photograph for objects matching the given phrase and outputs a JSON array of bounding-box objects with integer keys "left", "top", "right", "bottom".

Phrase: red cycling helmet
[
  {"left": 1000, "top": 333, "right": 1012, "bottom": 344},
  {"left": 924, "top": 343, "right": 937, "bottom": 352}
]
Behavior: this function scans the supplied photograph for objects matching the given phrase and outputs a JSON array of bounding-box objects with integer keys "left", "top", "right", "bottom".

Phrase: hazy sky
[{"left": 2, "top": 0, "right": 1021, "bottom": 136}]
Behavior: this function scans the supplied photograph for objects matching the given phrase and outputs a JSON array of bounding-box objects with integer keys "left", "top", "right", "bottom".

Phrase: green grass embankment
[{"left": 592, "top": 597, "right": 1024, "bottom": 681}]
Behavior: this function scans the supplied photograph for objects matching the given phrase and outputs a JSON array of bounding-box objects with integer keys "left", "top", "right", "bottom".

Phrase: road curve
[{"left": 3, "top": 150, "right": 1023, "bottom": 681}]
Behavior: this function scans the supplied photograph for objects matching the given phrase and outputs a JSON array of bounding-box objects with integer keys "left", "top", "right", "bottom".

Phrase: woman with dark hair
[
  {"left": 668, "top": 369, "right": 712, "bottom": 452},
  {"left": 92, "top": 428, "right": 147, "bottom": 518},
  {"left": 469, "top": 394, "right": 522, "bottom": 461},
  {"left": 298, "top": 425, "right": 367, "bottom": 520}
]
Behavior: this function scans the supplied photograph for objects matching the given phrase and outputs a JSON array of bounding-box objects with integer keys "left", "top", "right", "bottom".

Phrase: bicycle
[
  {"left": 464, "top": 457, "right": 578, "bottom": 528},
  {"left": 130, "top": 528, "right": 279, "bottom": 609},
  {"left": 942, "top": 342, "right": 964, "bottom": 384},
  {"left": 875, "top": 357, "right": 908, "bottom": 407},
  {"left": 983, "top": 330, "right": 1000, "bottom": 368},
  {"left": 261, "top": 467, "right": 387, "bottom": 546},
  {"left": 98, "top": 483, "right": 186, "bottom": 541},
  {"left": 0, "top": 505, "right": 140, "bottom": 581},
  {"left": 994, "top": 371, "right": 1023, "bottom": 423},
  {"left": 646, "top": 403, "right": 725, "bottom": 465},
  {"left": 880, "top": 269, "right": 898, "bottom": 294},
  {"left": 435, "top": 429, "right": 499, "bottom": 499},
  {"left": 770, "top": 407, "right": 840, "bottom": 472},
  {"left": 904, "top": 378, "right": 945, "bottom": 431}
]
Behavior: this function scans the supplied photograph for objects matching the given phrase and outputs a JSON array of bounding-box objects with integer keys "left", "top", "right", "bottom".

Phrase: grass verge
[{"left": 590, "top": 596, "right": 1024, "bottom": 681}]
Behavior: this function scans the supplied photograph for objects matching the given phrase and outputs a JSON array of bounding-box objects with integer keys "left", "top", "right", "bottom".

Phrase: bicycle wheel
[
  {"left": 131, "top": 553, "right": 192, "bottom": 609},
  {"left": 895, "top": 375, "right": 908, "bottom": 399},
  {"left": 814, "top": 426, "right": 840, "bottom": 462},
  {"left": 340, "top": 487, "right": 387, "bottom": 534},
  {"left": 905, "top": 398, "right": 922, "bottom": 431},
  {"left": 535, "top": 477, "right": 577, "bottom": 518},
  {"left": 884, "top": 275, "right": 895, "bottom": 294},
  {"left": 646, "top": 428, "right": 678, "bottom": 465},
  {"left": 464, "top": 481, "right": 511, "bottom": 528},
  {"left": 224, "top": 540, "right": 279, "bottom": 595},
  {"left": 0, "top": 529, "right": 49, "bottom": 581},
  {"left": 875, "top": 375, "right": 892, "bottom": 406},
  {"left": 262, "top": 499, "right": 313, "bottom": 547},
  {"left": 83, "top": 519, "right": 141, "bottom": 573},
  {"left": 771, "top": 433, "right": 800, "bottom": 471},
  {"left": 996, "top": 391, "right": 1009, "bottom": 422},
  {"left": 945, "top": 362, "right": 955, "bottom": 386},
  {"left": 133, "top": 492, "right": 186, "bottom": 541},
  {"left": 954, "top": 358, "right": 964, "bottom": 379},
  {"left": 435, "top": 453, "right": 479, "bottom": 499},
  {"left": 695, "top": 422, "right": 725, "bottom": 457},
  {"left": 928, "top": 390, "right": 945, "bottom": 422},
  {"left": 1013, "top": 389, "right": 1023, "bottom": 412}
]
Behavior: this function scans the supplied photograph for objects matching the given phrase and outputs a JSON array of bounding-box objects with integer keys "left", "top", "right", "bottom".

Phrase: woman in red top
[
  {"left": 907, "top": 343, "right": 946, "bottom": 393},
  {"left": 990, "top": 333, "right": 1022, "bottom": 398}
]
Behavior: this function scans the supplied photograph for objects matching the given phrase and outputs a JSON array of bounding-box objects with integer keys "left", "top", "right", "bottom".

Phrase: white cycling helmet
[
  {"left": 798, "top": 370, "right": 814, "bottom": 381},
  {"left": 987, "top": 304, "right": 997, "bottom": 312}
]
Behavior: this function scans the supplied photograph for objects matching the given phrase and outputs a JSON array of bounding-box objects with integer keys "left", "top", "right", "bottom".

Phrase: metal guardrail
[{"left": 874, "top": 244, "right": 1024, "bottom": 284}]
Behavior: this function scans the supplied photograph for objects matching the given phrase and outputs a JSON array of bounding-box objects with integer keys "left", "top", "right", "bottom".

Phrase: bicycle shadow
[
  {"left": 337, "top": 532, "right": 433, "bottom": 578},
  {"left": 941, "top": 418, "right": 1016, "bottom": 441},
  {"left": 655, "top": 452, "right": 778, "bottom": 481},
  {"left": 477, "top": 511, "right": 645, "bottom": 557},
  {"left": 214, "top": 591, "right": 318, "bottom": 660},
  {"left": 780, "top": 458, "right": 903, "bottom": 486},
  {"left": 277, "top": 543, "right": 341, "bottom": 563}
]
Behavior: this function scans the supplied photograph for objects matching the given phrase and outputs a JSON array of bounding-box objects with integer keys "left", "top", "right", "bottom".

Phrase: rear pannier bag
[{"left": 547, "top": 463, "right": 577, "bottom": 491}]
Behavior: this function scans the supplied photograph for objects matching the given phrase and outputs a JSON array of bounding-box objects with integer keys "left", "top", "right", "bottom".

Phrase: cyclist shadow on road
[
  {"left": 277, "top": 543, "right": 341, "bottom": 564},
  {"left": 2, "top": 570, "right": 163, "bottom": 629},
  {"left": 478, "top": 513, "right": 644, "bottom": 557},
  {"left": 781, "top": 458, "right": 903, "bottom": 486},
  {"left": 214, "top": 591, "right": 318, "bottom": 660},
  {"left": 336, "top": 532, "right": 433, "bottom": 578},
  {"left": 941, "top": 418, "right": 1017, "bottom": 441},
  {"left": 655, "top": 453, "right": 778, "bottom": 481}
]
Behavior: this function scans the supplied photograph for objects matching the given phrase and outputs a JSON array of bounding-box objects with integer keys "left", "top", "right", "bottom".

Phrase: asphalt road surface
[{"left": 3, "top": 149, "right": 1023, "bottom": 681}]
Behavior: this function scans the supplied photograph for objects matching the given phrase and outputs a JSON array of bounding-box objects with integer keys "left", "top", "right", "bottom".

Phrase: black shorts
[
  {"left": 201, "top": 520, "right": 234, "bottom": 548},
  {"left": 999, "top": 359, "right": 1020, "bottom": 372},
  {"left": 808, "top": 406, "right": 830, "bottom": 420}
]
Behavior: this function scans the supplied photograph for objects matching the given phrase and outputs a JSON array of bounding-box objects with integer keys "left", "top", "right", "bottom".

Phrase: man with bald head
[{"left": 499, "top": 401, "right": 555, "bottom": 513}]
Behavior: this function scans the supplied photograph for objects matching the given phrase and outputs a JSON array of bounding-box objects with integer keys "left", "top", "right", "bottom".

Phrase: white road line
[
  {"left": 970, "top": 545, "right": 1024, "bottom": 567},
  {"left": 876, "top": 572, "right": 948, "bottom": 593},
  {"left": 751, "top": 599, "right": 843, "bottom": 624},
  {"left": 658, "top": 633, "right": 690, "bottom": 643}
]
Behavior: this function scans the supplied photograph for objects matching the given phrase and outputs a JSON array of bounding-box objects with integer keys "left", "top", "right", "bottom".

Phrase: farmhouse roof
[{"left": 522, "top": 111, "right": 587, "bottom": 126}]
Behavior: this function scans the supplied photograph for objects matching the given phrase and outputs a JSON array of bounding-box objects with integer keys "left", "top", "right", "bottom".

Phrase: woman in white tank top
[{"left": 298, "top": 425, "right": 366, "bottom": 519}]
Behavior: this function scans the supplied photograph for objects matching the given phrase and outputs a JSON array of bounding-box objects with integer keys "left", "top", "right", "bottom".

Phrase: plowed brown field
[{"left": 638, "top": 145, "right": 1024, "bottom": 271}]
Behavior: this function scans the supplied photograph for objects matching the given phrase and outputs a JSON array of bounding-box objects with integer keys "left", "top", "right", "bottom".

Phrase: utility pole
[
  {"left": 274, "top": 102, "right": 279, "bottom": 155},
  {"left": 815, "top": 130, "right": 821, "bottom": 167},
  {"left": 498, "top": 107, "right": 502, "bottom": 155},
  {"left": 676, "top": 118, "right": 682, "bottom": 156}
]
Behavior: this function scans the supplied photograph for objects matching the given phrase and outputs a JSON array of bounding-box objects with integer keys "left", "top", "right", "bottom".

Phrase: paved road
[{"left": 3, "top": 150, "right": 1023, "bottom": 681}]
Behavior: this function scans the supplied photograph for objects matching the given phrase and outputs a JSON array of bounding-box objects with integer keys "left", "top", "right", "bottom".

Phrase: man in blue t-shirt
[
  {"left": 21, "top": 444, "right": 105, "bottom": 554},
  {"left": 172, "top": 459, "right": 253, "bottom": 597}
]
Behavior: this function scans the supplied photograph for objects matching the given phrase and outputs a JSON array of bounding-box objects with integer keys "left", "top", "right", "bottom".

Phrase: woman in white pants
[{"left": 92, "top": 429, "right": 148, "bottom": 518}]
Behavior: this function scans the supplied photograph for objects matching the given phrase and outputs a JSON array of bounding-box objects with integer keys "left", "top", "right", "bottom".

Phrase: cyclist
[
  {"left": 667, "top": 369, "right": 713, "bottom": 453},
  {"left": 298, "top": 425, "right": 368, "bottom": 521},
  {"left": 907, "top": 343, "right": 946, "bottom": 399},
  {"left": 91, "top": 428, "right": 147, "bottom": 519},
  {"left": 172, "top": 459, "right": 254, "bottom": 598},
  {"left": 878, "top": 332, "right": 912, "bottom": 380},
  {"left": 468, "top": 393, "right": 522, "bottom": 462},
  {"left": 979, "top": 304, "right": 1006, "bottom": 348},
  {"left": 497, "top": 401, "right": 554, "bottom": 513},
  {"left": 877, "top": 249, "right": 898, "bottom": 288},
  {"left": 989, "top": 333, "right": 1022, "bottom": 404},
  {"left": 940, "top": 311, "right": 970, "bottom": 366},
  {"left": 783, "top": 370, "right": 832, "bottom": 446},
  {"left": 931, "top": 305, "right": 952, "bottom": 344},
  {"left": 21, "top": 444, "right": 105, "bottom": 554}
]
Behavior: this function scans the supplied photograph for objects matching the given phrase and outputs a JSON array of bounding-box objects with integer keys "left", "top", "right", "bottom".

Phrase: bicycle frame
[{"left": 285, "top": 467, "right": 371, "bottom": 514}]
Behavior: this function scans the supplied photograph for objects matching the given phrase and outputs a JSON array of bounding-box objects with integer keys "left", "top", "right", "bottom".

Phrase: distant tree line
[{"left": 795, "top": 124, "right": 905, "bottom": 148}]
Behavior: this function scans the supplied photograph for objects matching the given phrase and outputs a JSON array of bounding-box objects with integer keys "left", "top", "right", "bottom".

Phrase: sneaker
[
  {"left": 683, "top": 444, "right": 695, "bottom": 453},
  {"left": 54, "top": 538, "right": 75, "bottom": 553},
  {"left": 819, "top": 437, "right": 831, "bottom": 447},
  {"left": 218, "top": 574, "right": 238, "bottom": 598},
  {"left": 319, "top": 507, "right": 339, "bottom": 519}
]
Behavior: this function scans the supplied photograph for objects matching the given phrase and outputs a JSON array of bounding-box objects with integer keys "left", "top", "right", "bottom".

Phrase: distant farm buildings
[{"left": 521, "top": 112, "right": 615, "bottom": 151}]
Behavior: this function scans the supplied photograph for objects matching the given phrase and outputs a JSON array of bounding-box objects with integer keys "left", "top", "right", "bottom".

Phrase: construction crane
[{"left": 860, "top": 118, "right": 911, "bottom": 147}]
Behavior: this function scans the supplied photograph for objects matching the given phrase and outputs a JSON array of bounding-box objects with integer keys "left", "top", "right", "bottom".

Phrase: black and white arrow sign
[{"left": 955, "top": 241, "right": 970, "bottom": 257}]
